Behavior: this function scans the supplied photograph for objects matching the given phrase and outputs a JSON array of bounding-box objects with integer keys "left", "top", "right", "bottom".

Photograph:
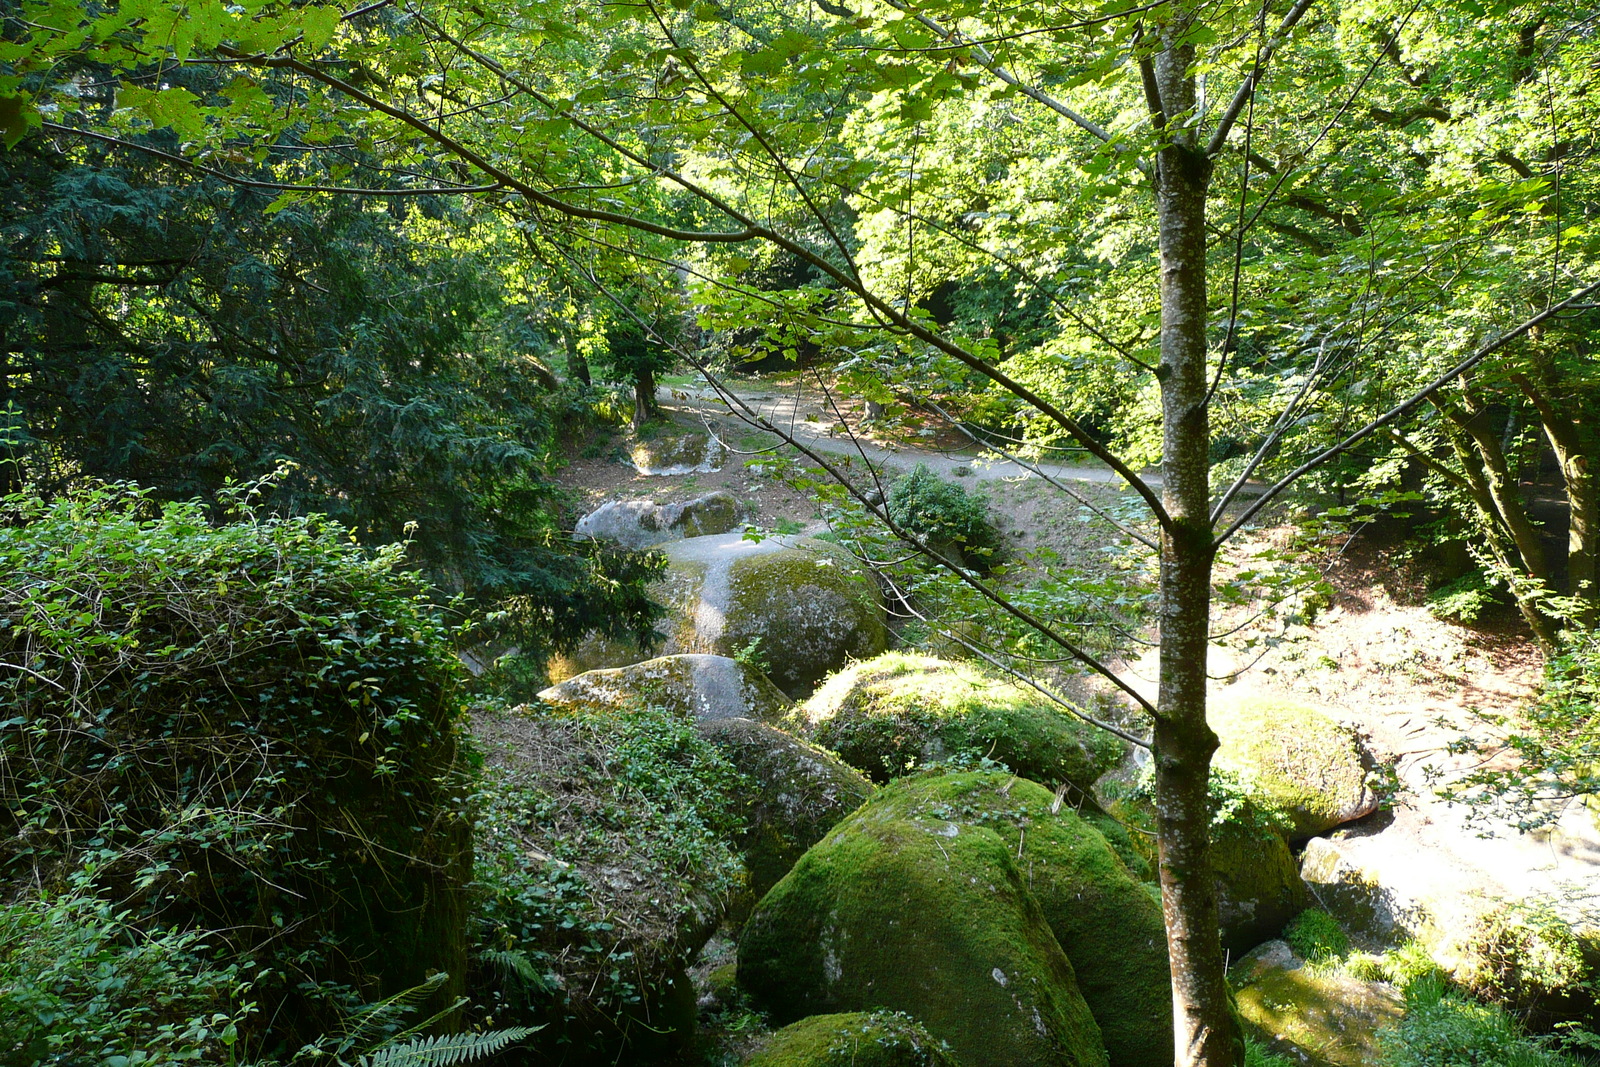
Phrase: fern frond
[
  {"left": 362, "top": 1027, "right": 539, "bottom": 1067},
  {"left": 344, "top": 972, "right": 451, "bottom": 1049},
  {"left": 479, "top": 949, "right": 552, "bottom": 993}
]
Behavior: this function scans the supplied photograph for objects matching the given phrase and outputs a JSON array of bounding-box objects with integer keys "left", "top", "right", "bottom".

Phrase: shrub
[
  {"left": 1378, "top": 973, "right": 1590, "bottom": 1067},
  {"left": 0, "top": 872, "right": 255, "bottom": 1066},
  {"left": 0, "top": 481, "right": 471, "bottom": 1053},
  {"left": 885, "top": 465, "right": 1002, "bottom": 571}
]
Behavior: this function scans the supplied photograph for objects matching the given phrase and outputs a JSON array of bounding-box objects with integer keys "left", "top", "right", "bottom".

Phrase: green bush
[
  {"left": 885, "top": 465, "right": 1002, "bottom": 571},
  {"left": 1378, "top": 973, "right": 1591, "bottom": 1067},
  {"left": 0, "top": 481, "right": 471, "bottom": 1054},
  {"left": 1284, "top": 909, "right": 1350, "bottom": 964},
  {"left": 0, "top": 872, "right": 255, "bottom": 1066}
]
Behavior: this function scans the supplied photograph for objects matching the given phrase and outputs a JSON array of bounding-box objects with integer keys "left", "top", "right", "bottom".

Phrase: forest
[{"left": 1, "top": 0, "right": 1598, "bottom": 1064}]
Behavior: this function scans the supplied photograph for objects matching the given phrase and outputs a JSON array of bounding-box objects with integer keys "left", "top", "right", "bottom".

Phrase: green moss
[
  {"left": 798, "top": 653, "right": 1125, "bottom": 792},
  {"left": 1211, "top": 697, "right": 1377, "bottom": 839},
  {"left": 863, "top": 772, "right": 1172, "bottom": 1067},
  {"left": 747, "top": 1011, "right": 965, "bottom": 1067},
  {"left": 1232, "top": 942, "right": 1403, "bottom": 1067},
  {"left": 739, "top": 772, "right": 1109, "bottom": 1067},
  {"left": 724, "top": 539, "right": 889, "bottom": 696}
]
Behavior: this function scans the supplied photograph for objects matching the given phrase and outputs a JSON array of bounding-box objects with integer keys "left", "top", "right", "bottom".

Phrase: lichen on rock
[
  {"left": 739, "top": 771, "right": 1113, "bottom": 1067},
  {"left": 746, "top": 1011, "right": 965, "bottom": 1067},
  {"left": 794, "top": 652, "right": 1125, "bottom": 793},
  {"left": 575, "top": 491, "right": 743, "bottom": 549}
]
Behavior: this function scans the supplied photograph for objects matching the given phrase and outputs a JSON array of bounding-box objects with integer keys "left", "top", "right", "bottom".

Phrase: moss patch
[
  {"left": 539, "top": 654, "right": 794, "bottom": 725},
  {"left": 1211, "top": 697, "right": 1378, "bottom": 839},
  {"left": 739, "top": 773, "right": 1109, "bottom": 1067},
  {"left": 859, "top": 772, "right": 1172, "bottom": 1067},
  {"left": 797, "top": 653, "right": 1125, "bottom": 792},
  {"left": 1231, "top": 940, "right": 1402, "bottom": 1067},
  {"left": 722, "top": 538, "right": 889, "bottom": 696},
  {"left": 747, "top": 1011, "right": 965, "bottom": 1067}
]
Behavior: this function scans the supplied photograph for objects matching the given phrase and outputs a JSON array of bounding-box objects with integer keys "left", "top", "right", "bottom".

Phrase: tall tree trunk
[
  {"left": 631, "top": 364, "right": 658, "bottom": 429},
  {"left": 1515, "top": 371, "right": 1597, "bottom": 624},
  {"left": 0, "top": 352, "right": 19, "bottom": 498},
  {"left": 1149, "top": 27, "right": 1239, "bottom": 1067},
  {"left": 1429, "top": 388, "right": 1561, "bottom": 649}
]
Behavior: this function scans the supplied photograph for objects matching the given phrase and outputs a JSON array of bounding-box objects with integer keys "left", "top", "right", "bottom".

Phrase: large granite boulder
[
  {"left": 1211, "top": 697, "right": 1379, "bottom": 840},
  {"left": 795, "top": 653, "right": 1125, "bottom": 793},
  {"left": 575, "top": 491, "right": 742, "bottom": 550},
  {"left": 746, "top": 1012, "right": 964, "bottom": 1067},
  {"left": 539, "top": 654, "right": 793, "bottom": 725},
  {"left": 547, "top": 534, "right": 889, "bottom": 695},
  {"left": 698, "top": 717, "right": 874, "bottom": 912},
  {"left": 631, "top": 431, "right": 726, "bottom": 475},
  {"left": 656, "top": 533, "right": 887, "bottom": 697},
  {"left": 740, "top": 771, "right": 1126, "bottom": 1067},
  {"left": 470, "top": 703, "right": 747, "bottom": 1061}
]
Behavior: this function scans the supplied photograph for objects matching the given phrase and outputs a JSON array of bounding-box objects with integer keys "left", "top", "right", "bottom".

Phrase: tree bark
[
  {"left": 1515, "top": 371, "right": 1596, "bottom": 623},
  {"left": 1431, "top": 393, "right": 1562, "bottom": 649},
  {"left": 1149, "top": 24, "right": 1239, "bottom": 1067}
]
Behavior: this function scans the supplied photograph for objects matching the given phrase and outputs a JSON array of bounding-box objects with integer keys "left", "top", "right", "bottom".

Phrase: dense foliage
[{"left": 0, "top": 482, "right": 471, "bottom": 1055}]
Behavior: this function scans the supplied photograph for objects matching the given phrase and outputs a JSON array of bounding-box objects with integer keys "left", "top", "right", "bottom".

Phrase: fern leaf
[{"left": 363, "top": 1027, "right": 539, "bottom": 1067}]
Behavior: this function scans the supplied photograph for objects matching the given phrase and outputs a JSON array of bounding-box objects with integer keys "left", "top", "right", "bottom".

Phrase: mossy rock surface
[
  {"left": 698, "top": 717, "right": 874, "bottom": 912},
  {"left": 868, "top": 773, "right": 1173, "bottom": 1067},
  {"left": 746, "top": 1011, "right": 964, "bottom": 1067},
  {"left": 1211, "top": 697, "right": 1378, "bottom": 839},
  {"left": 739, "top": 772, "right": 1109, "bottom": 1067},
  {"left": 796, "top": 653, "right": 1124, "bottom": 792},
  {"left": 539, "top": 654, "right": 794, "bottom": 725},
  {"left": 548, "top": 535, "right": 887, "bottom": 695},
  {"left": 631, "top": 432, "right": 726, "bottom": 475},
  {"left": 655, "top": 533, "right": 888, "bottom": 697},
  {"left": 1103, "top": 788, "right": 1306, "bottom": 955},
  {"left": 1231, "top": 940, "right": 1402, "bottom": 1067}
]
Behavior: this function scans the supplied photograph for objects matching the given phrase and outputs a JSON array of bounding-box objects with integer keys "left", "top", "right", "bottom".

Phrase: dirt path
[{"left": 660, "top": 379, "right": 1156, "bottom": 488}]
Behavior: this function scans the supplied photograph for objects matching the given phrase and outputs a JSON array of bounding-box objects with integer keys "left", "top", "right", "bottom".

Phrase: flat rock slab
[
  {"left": 1232, "top": 940, "right": 1403, "bottom": 1067},
  {"left": 631, "top": 432, "right": 726, "bottom": 475},
  {"left": 575, "top": 491, "right": 742, "bottom": 550}
]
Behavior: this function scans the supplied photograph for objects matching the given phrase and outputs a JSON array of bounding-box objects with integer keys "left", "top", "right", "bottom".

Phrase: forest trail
[{"left": 660, "top": 378, "right": 1156, "bottom": 488}]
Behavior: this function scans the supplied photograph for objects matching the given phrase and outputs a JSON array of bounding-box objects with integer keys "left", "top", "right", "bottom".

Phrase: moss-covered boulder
[
  {"left": 746, "top": 1011, "right": 964, "bottom": 1067},
  {"left": 470, "top": 703, "right": 749, "bottom": 1062},
  {"left": 1102, "top": 785, "right": 1306, "bottom": 955},
  {"left": 631, "top": 431, "right": 726, "bottom": 475},
  {"left": 795, "top": 653, "right": 1125, "bottom": 792},
  {"left": 655, "top": 533, "right": 888, "bottom": 697},
  {"left": 868, "top": 773, "right": 1173, "bottom": 1067},
  {"left": 575, "top": 491, "right": 743, "bottom": 549},
  {"left": 1231, "top": 940, "right": 1403, "bottom": 1067},
  {"left": 699, "top": 717, "right": 874, "bottom": 912},
  {"left": 1211, "top": 697, "right": 1379, "bottom": 839},
  {"left": 539, "top": 654, "right": 794, "bottom": 725},
  {"left": 739, "top": 773, "right": 1110, "bottom": 1067}
]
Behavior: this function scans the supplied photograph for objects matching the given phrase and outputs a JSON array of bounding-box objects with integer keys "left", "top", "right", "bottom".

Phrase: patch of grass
[
  {"left": 1284, "top": 909, "right": 1350, "bottom": 964},
  {"left": 1378, "top": 972, "right": 1592, "bottom": 1067}
]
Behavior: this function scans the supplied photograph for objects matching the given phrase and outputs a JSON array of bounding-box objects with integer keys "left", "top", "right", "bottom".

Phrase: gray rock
[
  {"left": 575, "top": 491, "right": 743, "bottom": 550},
  {"left": 538, "top": 653, "right": 793, "bottom": 725},
  {"left": 1299, "top": 836, "right": 1425, "bottom": 951},
  {"left": 1232, "top": 939, "right": 1403, "bottom": 1067},
  {"left": 631, "top": 432, "right": 726, "bottom": 475}
]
